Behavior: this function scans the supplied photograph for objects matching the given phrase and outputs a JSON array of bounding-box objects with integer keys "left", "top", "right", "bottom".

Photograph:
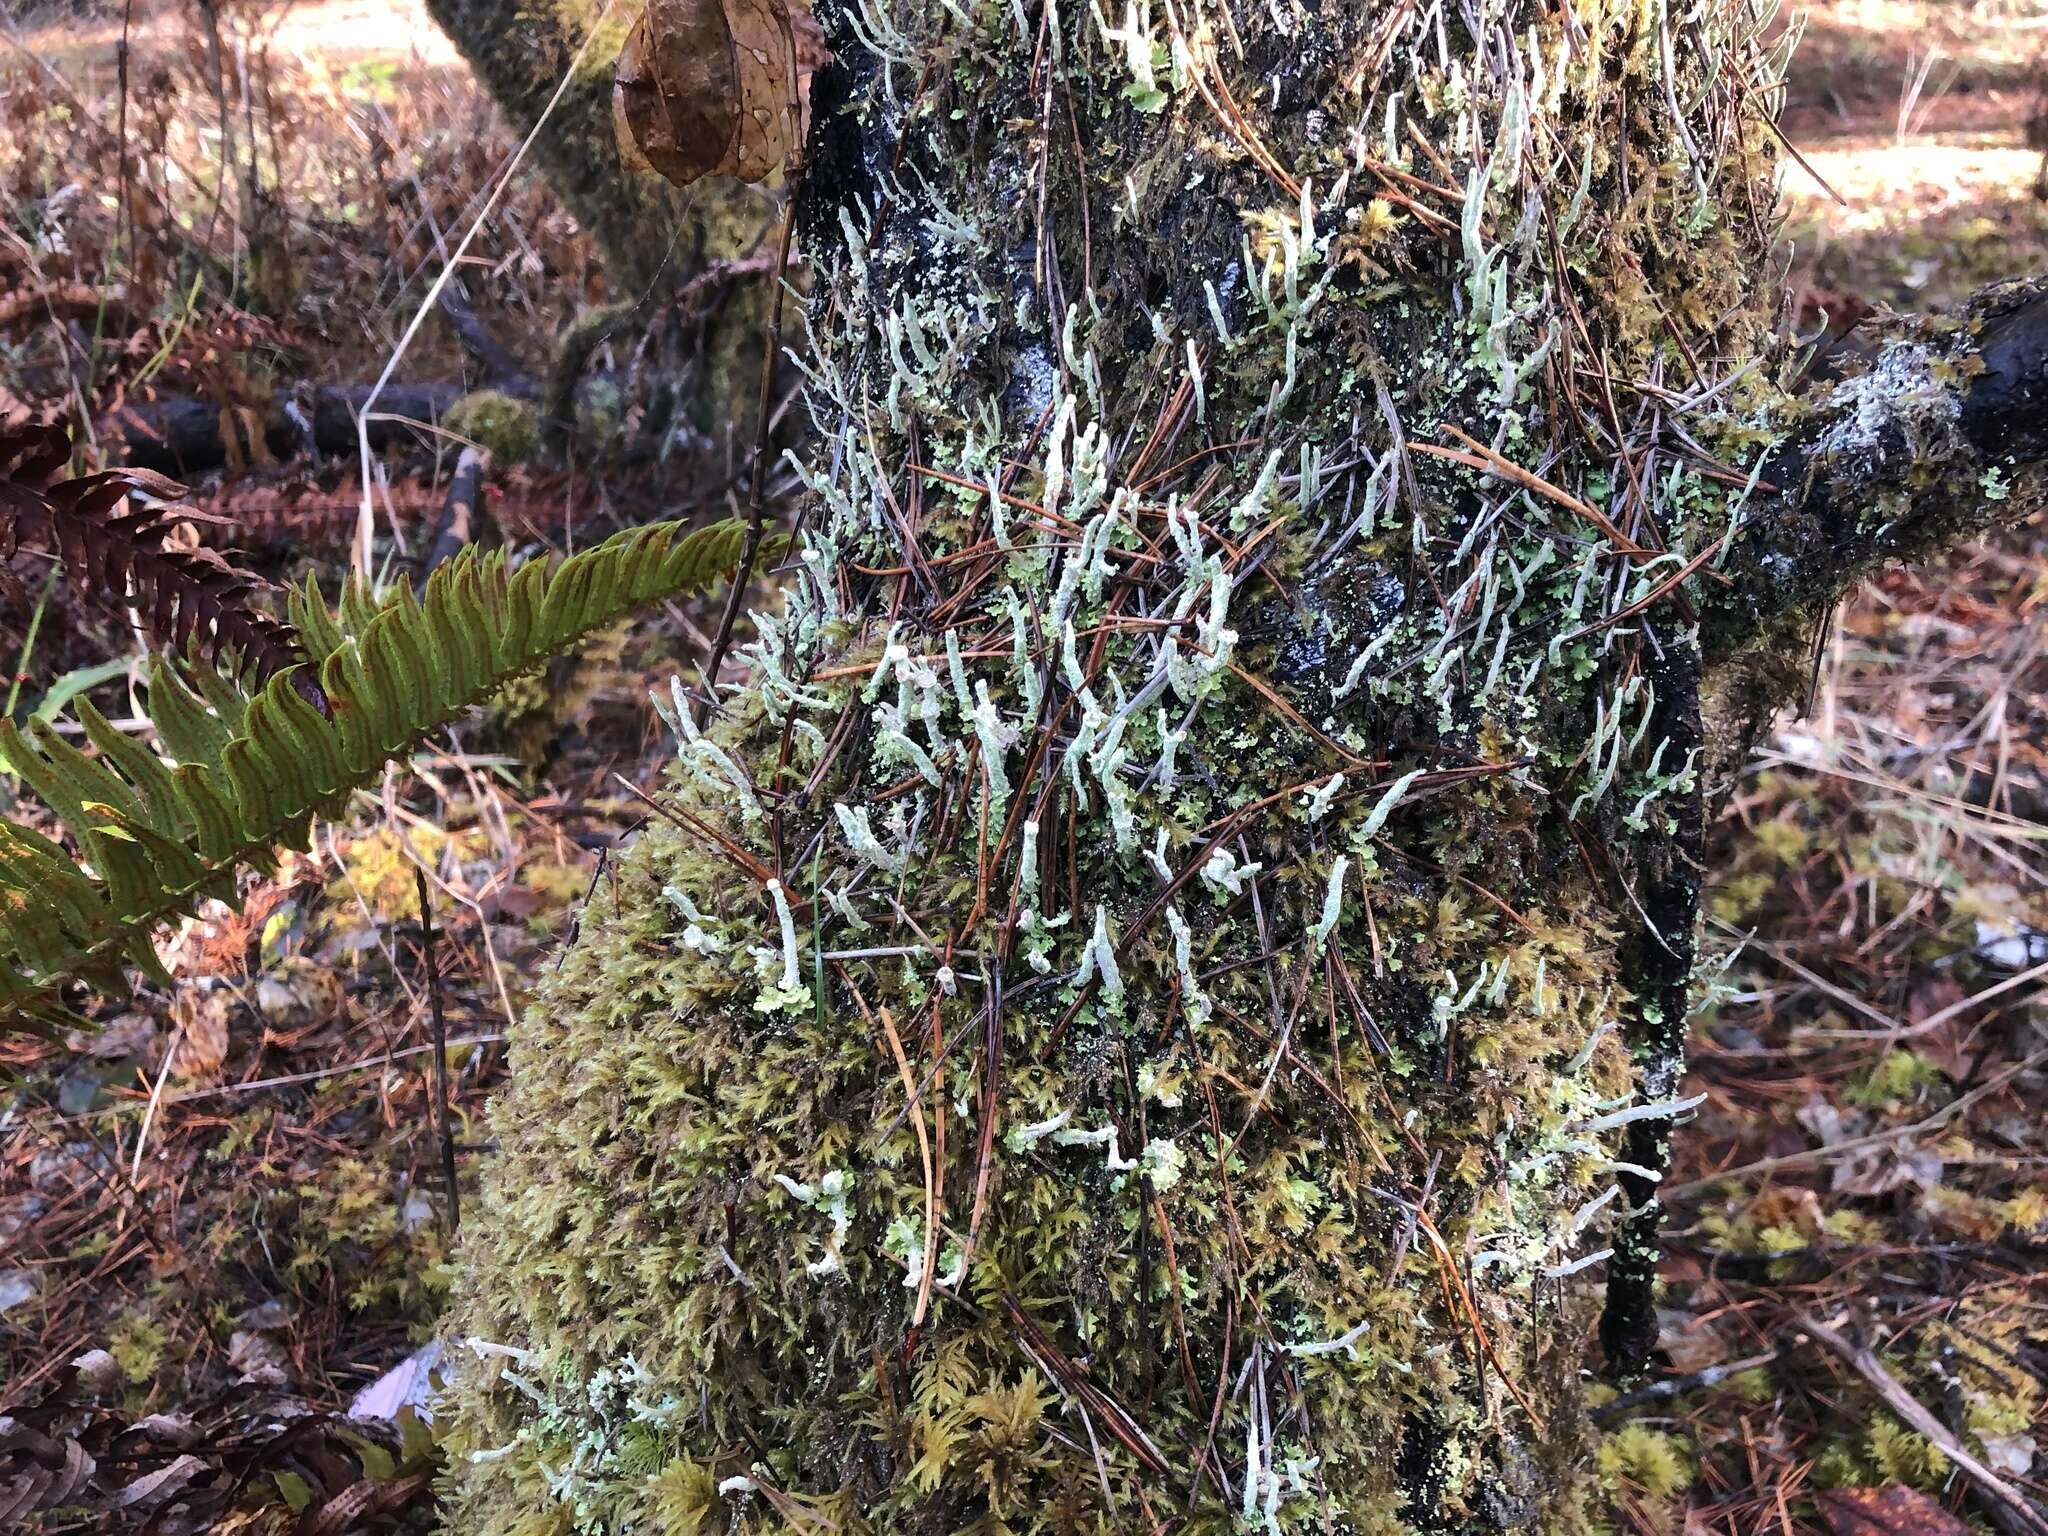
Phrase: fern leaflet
[{"left": 1, "top": 518, "right": 762, "bottom": 1035}]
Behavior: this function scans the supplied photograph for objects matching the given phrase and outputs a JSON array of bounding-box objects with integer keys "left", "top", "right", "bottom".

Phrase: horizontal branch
[
  {"left": 1704, "top": 276, "right": 2048, "bottom": 658},
  {"left": 1695, "top": 277, "right": 2048, "bottom": 799},
  {"left": 105, "top": 382, "right": 474, "bottom": 474}
]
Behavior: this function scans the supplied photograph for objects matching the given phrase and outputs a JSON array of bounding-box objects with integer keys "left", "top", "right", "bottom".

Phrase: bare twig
[
  {"left": 1590, "top": 1349, "right": 1781, "bottom": 1423},
  {"left": 691, "top": 185, "right": 799, "bottom": 729},
  {"left": 128, "top": 1019, "right": 185, "bottom": 1181},
  {"left": 50, "top": 1035, "right": 506, "bottom": 1123},
  {"left": 1664, "top": 1047, "right": 2048, "bottom": 1199}
]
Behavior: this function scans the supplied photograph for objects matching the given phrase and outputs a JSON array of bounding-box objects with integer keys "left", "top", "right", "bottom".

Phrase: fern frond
[
  {"left": 0, "top": 517, "right": 762, "bottom": 1035},
  {"left": 2, "top": 421, "right": 320, "bottom": 703}
]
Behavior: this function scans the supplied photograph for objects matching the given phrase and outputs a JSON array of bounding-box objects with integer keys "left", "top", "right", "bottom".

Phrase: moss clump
[
  {"left": 286, "top": 1148, "right": 450, "bottom": 1324},
  {"left": 324, "top": 825, "right": 451, "bottom": 921},
  {"left": 1867, "top": 1416, "right": 1950, "bottom": 1489},
  {"left": 1845, "top": 1048, "right": 1944, "bottom": 1108},
  {"left": 444, "top": 389, "right": 539, "bottom": 463},
  {"left": 108, "top": 1307, "right": 169, "bottom": 1386},
  {"left": 1596, "top": 1422, "right": 1695, "bottom": 1508}
]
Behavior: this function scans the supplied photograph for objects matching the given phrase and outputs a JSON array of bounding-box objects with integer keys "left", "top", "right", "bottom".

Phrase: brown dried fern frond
[{"left": 0, "top": 422, "right": 322, "bottom": 710}]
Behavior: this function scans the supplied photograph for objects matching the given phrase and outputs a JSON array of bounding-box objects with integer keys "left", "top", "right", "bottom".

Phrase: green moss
[
  {"left": 1868, "top": 1416, "right": 1951, "bottom": 1489},
  {"left": 1752, "top": 819, "right": 1810, "bottom": 868},
  {"left": 1707, "top": 871, "right": 1773, "bottom": 926},
  {"left": 108, "top": 1307, "right": 169, "bottom": 1385},
  {"left": 1846, "top": 1049, "right": 1944, "bottom": 1108},
  {"left": 1596, "top": 1423, "right": 1695, "bottom": 1503},
  {"left": 1821, "top": 1209, "right": 1886, "bottom": 1245},
  {"left": 445, "top": 389, "right": 540, "bottom": 463},
  {"left": 287, "top": 1152, "right": 450, "bottom": 1323},
  {"left": 1725, "top": 1368, "right": 1774, "bottom": 1404},
  {"left": 325, "top": 825, "right": 467, "bottom": 923}
]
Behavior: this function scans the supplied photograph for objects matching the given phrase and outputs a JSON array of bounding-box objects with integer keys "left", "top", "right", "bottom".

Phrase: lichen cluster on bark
[{"left": 435, "top": 0, "right": 2045, "bottom": 1531}]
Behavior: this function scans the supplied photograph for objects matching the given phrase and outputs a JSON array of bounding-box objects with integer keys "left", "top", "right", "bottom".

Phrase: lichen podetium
[{"left": 439, "top": 0, "right": 1815, "bottom": 1527}]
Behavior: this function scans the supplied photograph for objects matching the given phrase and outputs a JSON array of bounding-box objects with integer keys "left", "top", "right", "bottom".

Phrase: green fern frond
[{"left": 0, "top": 518, "right": 761, "bottom": 1035}]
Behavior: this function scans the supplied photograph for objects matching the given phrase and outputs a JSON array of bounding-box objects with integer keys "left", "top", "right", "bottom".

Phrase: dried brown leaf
[
  {"left": 113, "top": 1452, "right": 206, "bottom": 1512},
  {"left": 0, "top": 422, "right": 326, "bottom": 712},
  {"left": 613, "top": 0, "right": 811, "bottom": 187},
  {"left": 170, "top": 989, "right": 231, "bottom": 1084},
  {"left": 1817, "top": 1486, "right": 1971, "bottom": 1536}
]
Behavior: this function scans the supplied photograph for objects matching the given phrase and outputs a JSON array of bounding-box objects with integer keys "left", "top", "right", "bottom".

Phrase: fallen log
[{"left": 102, "top": 381, "right": 489, "bottom": 477}]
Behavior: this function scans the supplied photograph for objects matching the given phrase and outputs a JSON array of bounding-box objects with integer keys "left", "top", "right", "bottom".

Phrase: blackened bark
[
  {"left": 1601, "top": 634, "right": 1704, "bottom": 1375},
  {"left": 106, "top": 384, "right": 467, "bottom": 475},
  {"left": 1705, "top": 280, "right": 2048, "bottom": 661},
  {"left": 103, "top": 370, "right": 671, "bottom": 475}
]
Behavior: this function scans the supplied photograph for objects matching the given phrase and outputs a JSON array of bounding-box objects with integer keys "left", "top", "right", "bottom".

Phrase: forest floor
[
  {"left": 1644, "top": 9, "right": 2048, "bottom": 1534},
  {"left": 1, "top": 0, "right": 2045, "bottom": 1533}
]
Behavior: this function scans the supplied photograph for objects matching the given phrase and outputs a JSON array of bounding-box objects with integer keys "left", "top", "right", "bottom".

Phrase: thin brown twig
[
  {"left": 694, "top": 180, "right": 801, "bottom": 729},
  {"left": 1794, "top": 1312, "right": 2048, "bottom": 1536},
  {"left": 1665, "top": 1047, "right": 2048, "bottom": 1199}
]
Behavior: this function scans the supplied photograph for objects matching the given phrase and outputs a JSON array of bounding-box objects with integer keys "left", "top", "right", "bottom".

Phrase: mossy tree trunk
[
  {"left": 439, "top": 0, "right": 2048, "bottom": 1530},
  {"left": 422, "top": 0, "right": 778, "bottom": 300}
]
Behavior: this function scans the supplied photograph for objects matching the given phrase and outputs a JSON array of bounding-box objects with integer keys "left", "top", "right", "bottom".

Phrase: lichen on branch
[{"left": 1698, "top": 278, "right": 2048, "bottom": 798}]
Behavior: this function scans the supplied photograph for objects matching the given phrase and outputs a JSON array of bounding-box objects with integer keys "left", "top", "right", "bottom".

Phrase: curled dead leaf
[
  {"left": 1817, "top": 1486, "right": 1970, "bottom": 1536},
  {"left": 613, "top": 0, "right": 823, "bottom": 187}
]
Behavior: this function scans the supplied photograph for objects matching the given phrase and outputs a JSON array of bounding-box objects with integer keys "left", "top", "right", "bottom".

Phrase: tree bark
[
  {"left": 421, "top": 0, "right": 780, "bottom": 303},
  {"left": 1697, "top": 279, "right": 2048, "bottom": 803},
  {"left": 420, "top": 0, "right": 784, "bottom": 446},
  {"left": 437, "top": 2, "right": 2048, "bottom": 1532}
]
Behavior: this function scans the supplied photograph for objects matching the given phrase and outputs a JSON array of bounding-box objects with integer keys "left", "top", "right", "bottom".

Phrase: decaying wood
[
  {"left": 422, "top": 445, "right": 489, "bottom": 577},
  {"left": 103, "top": 372, "right": 639, "bottom": 475},
  {"left": 104, "top": 383, "right": 470, "bottom": 475}
]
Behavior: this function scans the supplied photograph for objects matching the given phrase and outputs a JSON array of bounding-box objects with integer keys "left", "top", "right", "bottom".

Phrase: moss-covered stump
[{"left": 437, "top": 0, "right": 2046, "bottom": 1530}]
